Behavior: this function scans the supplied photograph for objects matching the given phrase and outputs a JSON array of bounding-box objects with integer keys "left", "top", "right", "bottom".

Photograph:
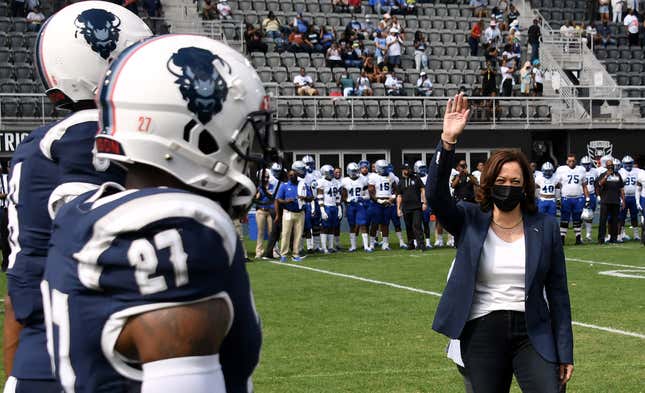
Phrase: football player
[
  {"left": 342, "top": 162, "right": 371, "bottom": 252},
  {"left": 302, "top": 155, "right": 322, "bottom": 252},
  {"left": 317, "top": 165, "right": 342, "bottom": 253},
  {"left": 535, "top": 162, "right": 559, "bottom": 217},
  {"left": 4, "top": 3, "right": 151, "bottom": 392},
  {"left": 386, "top": 163, "right": 406, "bottom": 248},
  {"left": 555, "top": 154, "right": 590, "bottom": 245},
  {"left": 636, "top": 167, "right": 645, "bottom": 243},
  {"left": 333, "top": 167, "right": 343, "bottom": 248},
  {"left": 414, "top": 160, "right": 433, "bottom": 249},
  {"left": 41, "top": 35, "right": 273, "bottom": 392},
  {"left": 368, "top": 160, "right": 397, "bottom": 250},
  {"left": 580, "top": 156, "right": 599, "bottom": 241},
  {"left": 619, "top": 155, "right": 641, "bottom": 241}
]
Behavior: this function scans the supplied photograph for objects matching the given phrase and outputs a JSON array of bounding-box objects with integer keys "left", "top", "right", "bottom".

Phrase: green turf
[{"left": 1, "top": 232, "right": 643, "bottom": 392}]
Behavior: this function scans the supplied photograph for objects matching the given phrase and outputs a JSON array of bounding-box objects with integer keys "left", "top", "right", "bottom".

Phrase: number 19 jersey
[{"left": 42, "top": 184, "right": 261, "bottom": 393}]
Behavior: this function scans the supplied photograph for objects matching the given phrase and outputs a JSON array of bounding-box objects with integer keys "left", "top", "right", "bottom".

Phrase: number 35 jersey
[{"left": 42, "top": 184, "right": 262, "bottom": 393}]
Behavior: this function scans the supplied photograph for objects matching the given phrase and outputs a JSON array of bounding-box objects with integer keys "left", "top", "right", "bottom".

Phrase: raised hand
[{"left": 442, "top": 93, "right": 470, "bottom": 143}]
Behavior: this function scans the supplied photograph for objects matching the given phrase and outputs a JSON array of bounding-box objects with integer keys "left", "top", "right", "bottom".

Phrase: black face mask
[
  {"left": 289, "top": 175, "right": 298, "bottom": 184},
  {"left": 491, "top": 185, "right": 525, "bottom": 212}
]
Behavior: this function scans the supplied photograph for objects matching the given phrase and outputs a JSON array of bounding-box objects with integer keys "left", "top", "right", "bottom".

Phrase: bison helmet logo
[
  {"left": 75, "top": 9, "right": 121, "bottom": 60},
  {"left": 167, "top": 47, "right": 231, "bottom": 125}
]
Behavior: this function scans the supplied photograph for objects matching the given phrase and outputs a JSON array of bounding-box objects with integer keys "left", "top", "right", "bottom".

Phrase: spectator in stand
[
  {"left": 357, "top": 71, "right": 374, "bottom": 96},
  {"left": 326, "top": 42, "right": 345, "bottom": 69},
  {"left": 560, "top": 20, "right": 576, "bottom": 40},
  {"left": 532, "top": 59, "right": 544, "bottom": 96},
  {"left": 26, "top": 6, "right": 45, "bottom": 31},
  {"left": 528, "top": 19, "right": 541, "bottom": 63},
  {"left": 491, "top": 6, "right": 505, "bottom": 31},
  {"left": 201, "top": 0, "right": 217, "bottom": 20},
  {"left": 385, "top": 70, "right": 403, "bottom": 95},
  {"left": 292, "top": 12, "right": 310, "bottom": 34},
  {"left": 416, "top": 71, "right": 433, "bottom": 96},
  {"left": 320, "top": 26, "right": 336, "bottom": 51},
  {"left": 307, "top": 26, "right": 324, "bottom": 53},
  {"left": 333, "top": 0, "right": 349, "bottom": 12},
  {"left": 364, "top": 16, "right": 376, "bottom": 38},
  {"left": 11, "top": 0, "right": 25, "bottom": 17},
  {"left": 143, "top": 0, "right": 162, "bottom": 18},
  {"left": 348, "top": 0, "right": 362, "bottom": 13},
  {"left": 520, "top": 61, "right": 532, "bottom": 96},
  {"left": 612, "top": 0, "right": 624, "bottom": 23},
  {"left": 485, "top": 45, "right": 499, "bottom": 67},
  {"left": 26, "top": 0, "right": 38, "bottom": 11},
  {"left": 338, "top": 71, "right": 356, "bottom": 96},
  {"left": 484, "top": 20, "right": 501, "bottom": 49},
  {"left": 500, "top": 58, "right": 515, "bottom": 97},
  {"left": 414, "top": 30, "right": 429, "bottom": 71},
  {"left": 262, "top": 11, "right": 283, "bottom": 40},
  {"left": 469, "top": 0, "right": 487, "bottom": 18},
  {"left": 510, "top": 35, "right": 522, "bottom": 66},
  {"left": 469, "top": 20, "right": 484, "bottom": 56},
  {"left": 502, "top": 43, "right": 517, "bottom": 69},
  {"left": 288, "top": 29, "right": 312, "bottom": 53},
  {"left": 347, "top": 15, "right": 366, "bottom": 40},
  {"left": 217, "top": 0, "right": 232, "bottom": 20},
  {"left": 374, "top": 30, "right": 388, "bottom": 66},
  {"left": 294, "top": 68, "right": 319, "bottom": 96},
  {"left": 365, "top": 56, "right": 386, "bottom": 83},
  {"left": 391, "top": 15, "right": 405, "bottom": 38},
  {"left": 481, "top": 60, "right": 498, "bottom": 96},
  {"left": 244, "top": 23, "right": 267, "bottom": 53},
  {"left": 344, "top": 42, "right": 363, "bottom": 68},
  {"left": 386, "top": 27, "right": 404, "bottom": 70},
  {"left": 404, "top": 0, "right": 417, "bottom": 16},
  {"left": 598, "top": 19, "right": 617, "bottom": 45},
  {"left": 507, "top": 3, "right": 520, "bottom": 26},
  {"left": 341, "top": 26, "right": 359, "bottom": 45},
  {"left": 624, "top": 8, "right": 641, "bottom": 46},
  {"left": 599, "top": 0, "right": 611, "bottom": 22}
]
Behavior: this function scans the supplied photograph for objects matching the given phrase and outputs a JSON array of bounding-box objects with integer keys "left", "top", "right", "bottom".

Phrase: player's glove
[{"left": 321, "top": 207, "right": 329, "bottom": 221}]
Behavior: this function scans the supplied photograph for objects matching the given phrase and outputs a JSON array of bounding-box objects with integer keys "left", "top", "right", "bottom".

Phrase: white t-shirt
[
  {"left": 317, "top": 178, "right": 341, "bottom": 206},
  {"left": 619, "top": 168, "right": 640, "bottom": 196},
  {"left": 555, "top": 165, "right": 587, "bottom": 197},
  {"left": 469, "top": 228, "right": 526, "bottom": 321},
  {"left": 532, "top": 67, "right": 544, "bottom": 84},
  {"left": 26, "top": 11, "right": 44, "bottom": 23},
  {"left": 416, "top": 77, "right": 433, "bottom": 89},
  {"left": 386, "top": 35, "right": 402, "bottom": 56},
  {"left": 342, "top": 176, "right": 368, "bottom": 203},
  {"left": 560, "top": 25, "right": 575, "bottom": 38},
  {"left": 293, "top": 74, "right": 313, "bottom": 87},
  {"left": 384, "top": 74, "right": 401, "bottom": 89},
  {"left": 624, "top": 14, "right": 639, "bottom": 34},
  {"left": 217, "top": 2, "right": 232, "bottom": 15},
  {"left": 500, "top": 66, "right": 514, "bottom": 88}
]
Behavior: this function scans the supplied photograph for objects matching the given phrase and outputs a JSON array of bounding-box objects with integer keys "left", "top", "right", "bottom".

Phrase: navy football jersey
[
  {"left": 6, "top": 120, "right": 62, "bottom": 380},
  {"left": 42, "top": 184, "right": 262, "bottom": 393},
  {"left": 39, "top": 109, "right": 126, "bottom": 216}
]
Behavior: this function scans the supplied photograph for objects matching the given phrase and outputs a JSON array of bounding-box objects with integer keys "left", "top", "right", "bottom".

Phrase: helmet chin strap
[{"left": 228, "top": 168, "right": 256, "bottom": 208}]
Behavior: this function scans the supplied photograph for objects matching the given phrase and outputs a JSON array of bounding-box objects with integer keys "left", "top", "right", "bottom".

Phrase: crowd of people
[{"left": 248, "top": 152, "right": 645, "bottom": 262}]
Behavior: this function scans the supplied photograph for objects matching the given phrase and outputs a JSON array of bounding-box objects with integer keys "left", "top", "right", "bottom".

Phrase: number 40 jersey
[{"left": 42, "top": 184, "right": 261, "bottom": 393}]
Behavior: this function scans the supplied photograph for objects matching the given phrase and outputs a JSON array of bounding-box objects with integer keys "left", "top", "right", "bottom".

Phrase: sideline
[{"left": 267, "top": 261, "right": 645, "bottom": 340}]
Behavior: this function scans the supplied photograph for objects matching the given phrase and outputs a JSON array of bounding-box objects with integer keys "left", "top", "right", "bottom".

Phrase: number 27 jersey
[{"left": 42, "top": 184, "right": 261, "bottom": 393}]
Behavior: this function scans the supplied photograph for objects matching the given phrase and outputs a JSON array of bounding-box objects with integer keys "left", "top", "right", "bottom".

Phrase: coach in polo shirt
[
  {"left": 397, "top": 163, "right": 427, "bottom": 250},
  {"left": 276, "top": 169, "right": 310, "bottom": 262}
]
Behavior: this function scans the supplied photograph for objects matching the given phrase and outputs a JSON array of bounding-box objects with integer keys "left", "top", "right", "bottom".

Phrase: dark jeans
[
  {"left": 468, "top": 36, "right": 479, "bottom": 56},
  {"left": 262, "top": 213, "right": 281, "bottom": 258},
  {"left": 456, "top": 365, "right": 474, "bottom": 393},
  {"left": 628, "top": 32, "right": 640, "bottom": 47},
  {"left": 460, "top": 311, "right": 562, "bottom": 393},
  {"left": 598, "top": 203, "right": 620, "bottom": 243},
  {"left": 403, "top": 208, "right": 423, "bottom": 249},
  {"left": 530, "top": 42, "right": 540, "bottom": 62}
]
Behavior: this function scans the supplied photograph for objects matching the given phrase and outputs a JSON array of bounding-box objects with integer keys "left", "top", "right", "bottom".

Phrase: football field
[{"left": 1, "top": 236, "right": 643, "bottom": 392}]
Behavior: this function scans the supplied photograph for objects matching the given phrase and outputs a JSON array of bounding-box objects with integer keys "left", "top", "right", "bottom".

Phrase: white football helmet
[
  {"left": 375, "top": 159, "right": 389, "bottom": 176},
  {"left": 346, "top": 162, "right": 359, "bottom": 179},
  {"left": 613, "top": 158, "right": 622, "bottom": 170},
  {"left": 320, "top": 164, "right": 334, "bottom": 180},
  {"left": 600, "top": 154, "right": 614, "bottom": 168},
  {"left": 95, "top": 34, "right": 281, "bottom": 212},
  {"left": 622, "top": 155, "right": 634, "bottom": 171},
  {"left": 35, "top": 1, "right": 152, "bottom": 108},
  {"left": 414, "top": 160, "right": 427, "bottom": 175},
  {"left": 292, "top": 161, "right": 306, "bottom": 177},
  {"left": 541, "top": 162, "right": 554, "bottom": 178},
  {"left": 302, "top": 155, "right": 315, "bottom": 172},
  {"left": 581, "top": 208, "right": 594, "bottom": 222},
  {"left": 270, "top": 162, "right": 282, "bottom": 178},
  {"left": 580, "top": 156, "right": 592, "bottom": 168}
]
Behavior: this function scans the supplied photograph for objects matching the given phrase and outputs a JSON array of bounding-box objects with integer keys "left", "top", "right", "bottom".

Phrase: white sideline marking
[
  {"left": 598, "top": 270, "right": 645, "bottom": 279},
  {"left": 566, "top": 258, "right": 645, "bottom": 270},
  {"left": 268, "top": 261, "right": 645, "bottom": 339}
]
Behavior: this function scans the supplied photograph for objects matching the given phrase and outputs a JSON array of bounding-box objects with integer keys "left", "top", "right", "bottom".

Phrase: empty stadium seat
[
  {"left": 14, "top": 62, "right": 32, "bottom": 80},
  {"left": 0, "top": 62, "right": 13, "bottom": 79},
  {"left": 320, "top": 100, "right": 334, "bottom": 118},
  {"left": 20, "top": 98, "right": 38, "bottom": 118},
  {"left": 1, "top": 97, "right": 19, "bottom": 118},
  {"left": 13, "top": 17, "right": 26, "bottom": 33},
  {"left": 0, "top": 79, "right": 16, "bottom": 93},
  {"left": 0, "top": 48, "right": 10, "bottom": 63},
  {"left": 16, "top": 78, "right": 36, "bottom": 93}
]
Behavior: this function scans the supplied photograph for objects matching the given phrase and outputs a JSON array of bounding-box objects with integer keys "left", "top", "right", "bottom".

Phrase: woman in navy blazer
[{"left": 427, "top": 94, "right": 573, "bottom": 393}]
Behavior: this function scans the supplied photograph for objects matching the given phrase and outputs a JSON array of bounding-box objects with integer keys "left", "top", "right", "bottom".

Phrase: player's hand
[
  {"left": 337, "top": 207, "right": 343, "bottom": 220},
  {"left": 321, "top": 208, "right": 329, "bottom": 221},
  {"left": 559, "top": 364, "right": 574, "bottom": 386},
  {"left": 442, "top": 93, "right": 470, "bottom": 143}
]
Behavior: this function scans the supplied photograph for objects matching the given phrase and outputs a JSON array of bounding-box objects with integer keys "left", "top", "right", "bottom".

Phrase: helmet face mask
[
  {"left": 414, "top": 160, "right": 427, "bottom": 176},
  {"left": 95, "top": 34, "right": 281, "bottom": 216},
  {"left": 622, "top": 155, "right": 634, "bottom": 171},
  {"left": 321, "top": 164, "right": 334, "bottom": 180},
  {"left": 292, "top": 160, "right": 306, "bottom": 177},
  {"left": 580, "top": 156, "right": 592, "bottom": 171},
  {"left": 302, "top": 155, "right": 315, "bottom": 172},
  {"left": 347, "top": 162, "right": 359, "bottom": 179},
  {"left": 541, "top": 162, "right": 554, "bottom": 178},
  {"left": 375, "top": 159, "right": 389, "bottom": 176}
]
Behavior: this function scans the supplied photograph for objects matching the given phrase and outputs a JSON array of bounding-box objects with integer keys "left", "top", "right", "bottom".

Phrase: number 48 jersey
[
  {"left": 42, "top": 184, "right": 261, "bottom": 393},
  {"left": 317, "top": 178, "right": 341, "bottom": 206}
]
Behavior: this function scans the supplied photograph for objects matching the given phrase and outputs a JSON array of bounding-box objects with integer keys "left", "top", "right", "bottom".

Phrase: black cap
[{"left": 402, "top": 163, "right": 411, "bottom": 170}]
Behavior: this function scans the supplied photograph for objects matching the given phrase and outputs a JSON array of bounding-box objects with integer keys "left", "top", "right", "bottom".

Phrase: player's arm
[
  {"left": 396, "top": 194, "right": 403, "bottom": 217},
  {"left": 341, "top": 186, "right": 348, "bottom": 203},
  {"left": 420, "top": 183, "right": 427, "bottom": 211},
  {"left": 368, "top": 183, "right": 377, "bottom": 202},
  {"left": 3, "top": 294, "right": 23, "bottom": 377}
]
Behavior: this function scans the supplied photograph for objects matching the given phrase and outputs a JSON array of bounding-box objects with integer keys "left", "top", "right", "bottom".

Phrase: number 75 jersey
[{"left": 42, "top": 184, "right": 261, "bottom": 393}]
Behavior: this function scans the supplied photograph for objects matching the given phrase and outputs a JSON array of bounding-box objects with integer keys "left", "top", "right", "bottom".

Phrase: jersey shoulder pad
[
  {"left": 65, "top": 185, "right": 237, "bottom": 289},
  {"left": 39, "top": 109, "right": 98, "bottom": 161}
]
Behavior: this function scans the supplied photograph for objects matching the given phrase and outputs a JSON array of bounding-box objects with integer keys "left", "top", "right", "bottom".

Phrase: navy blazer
[{"left": 426, "top": 141, "right": 574, "bottom": 364}]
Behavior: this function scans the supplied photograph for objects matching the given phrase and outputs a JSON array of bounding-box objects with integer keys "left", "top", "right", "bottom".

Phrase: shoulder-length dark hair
[{"left": 476, "top": 149, "right": 537, "bottom": 214}]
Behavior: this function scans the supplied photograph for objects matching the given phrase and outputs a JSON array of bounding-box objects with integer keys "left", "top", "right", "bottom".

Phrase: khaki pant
[
  {"left": 234, "top": 220, "right": 248, "bottom": 259},
  {"left": 255, "top": 209, "right": 273, "bottom": 258},
  {"left": 280, "top": 210, "right": 305, "bottom": 257}
]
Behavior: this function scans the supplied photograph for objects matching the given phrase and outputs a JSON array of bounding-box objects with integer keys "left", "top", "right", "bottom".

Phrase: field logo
[{"left": 587, "top": 140, "right": 613, "bottom": 167}]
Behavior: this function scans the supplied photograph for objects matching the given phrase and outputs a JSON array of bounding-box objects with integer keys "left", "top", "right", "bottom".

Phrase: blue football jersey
[
  {"left": 39, "top": 109, "right": 126, "bottom": 215},
  {"left": 6, "top": 121, "right": 62, "bottom": 380},
  {"left": 42, "top": 184, "right": 262, "bottom": 393}
]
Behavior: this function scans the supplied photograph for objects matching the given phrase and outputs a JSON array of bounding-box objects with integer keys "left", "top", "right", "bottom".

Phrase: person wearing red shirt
[{"left": 469, "top": 19, "right": 483, "bottom": 56}]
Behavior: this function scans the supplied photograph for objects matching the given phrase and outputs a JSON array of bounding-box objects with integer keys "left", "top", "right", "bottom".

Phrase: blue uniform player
[
  {"left": 341, "top": 162, "right": 371, "bottom": 252},
  {"left": 535, "top": 162, "right": 559, "bottom": 217},
  {"left": 580, "top": 156, "right": 599, "bottom": 241},
  {"left": 42, "top": 35, "right": 277, "bottom": 393},
  {"left": 619, "top": 156, "right": 641, "bottom": 241},
  {"left": 317, "top": 165, "right": 342, "bottom": 253},
  {"left": 367, "top": 160, "right": 397, "bottom": 250},
  {"left": 555, "top": 154, "right": 590, "bottom": 245},
  {"left": 302, "top": 155, "right": 322, "bottom": 252},
  {"left": 4, "top": 3, "right": 152, "bottom": 392},
  {"left": 385, "top": 163, "right": 406, "bottom": 248}
]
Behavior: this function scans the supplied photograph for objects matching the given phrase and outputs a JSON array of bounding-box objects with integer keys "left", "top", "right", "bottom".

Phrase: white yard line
[
  {"left": 268, "top": 261, "right": 645, "bottom": 340},
  {"left": 566, "top": 258, "right": 645, "bottom": 270}
]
